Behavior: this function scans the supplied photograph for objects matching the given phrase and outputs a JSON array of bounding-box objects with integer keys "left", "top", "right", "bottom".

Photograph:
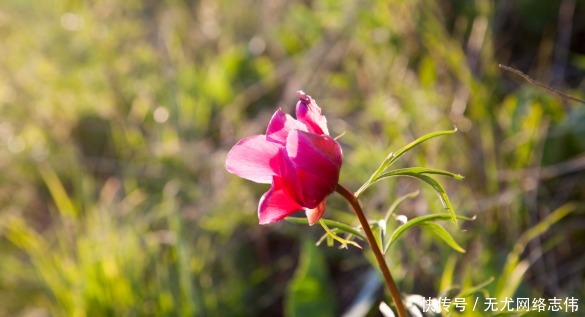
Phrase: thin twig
[{"left": 498, "top": 64, "right": 585, "bottom": 104}]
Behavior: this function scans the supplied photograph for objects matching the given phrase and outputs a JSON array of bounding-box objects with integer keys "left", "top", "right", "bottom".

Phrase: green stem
[{"left": 335, "top": 183, "right": 408, "bottom": 317}]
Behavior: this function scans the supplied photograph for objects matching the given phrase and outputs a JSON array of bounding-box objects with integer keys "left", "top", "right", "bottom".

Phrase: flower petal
[
  {"left": 225, "top": 135, "right": 280, "bottom": 183},
  {"left": 295, "top": 90, "right": 329, "bottom": 135},
  {"left": 286, "top": 130, "right": 342, "bottom": 207},
  {"left": 305, "top": 198, "right": 326, "bottom": 225},
  {"left": 274, "top": 147, "right": 304, "bottom": 204},
  {"left": 266, "top": 109, "right": 307, "bottom": 145},
  {"left": 258, "top": 176, "right": 304, "bottom": 224}
]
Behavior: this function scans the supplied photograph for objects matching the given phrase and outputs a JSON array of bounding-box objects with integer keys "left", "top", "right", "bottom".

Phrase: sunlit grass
[{"left": 0, "top": 0, "right": 583, "bottom": 316}]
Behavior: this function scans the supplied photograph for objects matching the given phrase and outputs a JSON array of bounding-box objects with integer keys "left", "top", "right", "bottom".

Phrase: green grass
[{"left": 0, "top": 0, "right": 583, "bottom": 316}]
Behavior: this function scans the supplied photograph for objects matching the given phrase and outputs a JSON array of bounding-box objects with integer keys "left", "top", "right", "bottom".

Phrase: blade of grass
[
  {"left": 439, "top": 255, "right": 458, "bottom": 294},
  {"left": 495, "top": 203, "right": 576, "bottom": 298},
  {"left": 454, "top": 276, "right": 495, "bottom": 299},
  {"left": 38, "top": 164, "right": 78, "bottom": 218}
]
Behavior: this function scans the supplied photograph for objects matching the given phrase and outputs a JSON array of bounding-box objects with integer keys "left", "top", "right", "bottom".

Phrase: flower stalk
[{"left": 335, "top": 184, "right": 407, "bottom": 317}]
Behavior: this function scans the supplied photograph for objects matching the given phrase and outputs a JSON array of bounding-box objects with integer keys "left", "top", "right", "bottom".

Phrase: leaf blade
[
  {"left": 354, "top": 128, "right": 457, "bottom": 197},
  {"left": 421, "top": 222, "right": 466, "bottom": 253},
  {"left": 387, "top": 128, "right": 458, "bottom": 168},
  {"left": 375, "top": 171, "right": 459, "bottom": 224},
  {"left": 384, "top": 213, "right": 474, "bottom": 253},
  {"left": 286, "top": 217, "right": 366, "bottom": 241},
  {"left": 376, "top": 167, "right": 464, "bottom": 181}
]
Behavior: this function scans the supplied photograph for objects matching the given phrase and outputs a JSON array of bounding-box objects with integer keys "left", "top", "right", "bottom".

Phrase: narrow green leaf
[
  {"left": 286, "top": 217, "right": 366, "bottom": 241},
  {"left": 376, "top": 167, "right": 464, "bottom": 182},
  {"left": 354, "top": 156, "right": 392, "bottom": 197},
  {"left": 455, "top": 276, "right": 495, "bottom": 298},
  {"left": 495, "top": 203, "right": 576, "bottom": 298},
  {"left": 38, "top": 164, "right": 78, "bottom": 218},
  {"left": 440, "top": 277, "right": 495, "bottom": 313},
  {"left": 285, "top": 217, "right": 314, "bottom": 225},
  {"left": 319, "top": 220, "right": 362, "bottom": 249},
  {"left": 374, "top": 171, "right": 459, "bottom": 225},
  {"left": 381, "top": 191, "right": 419, "bottom": 249},
  {"left": 387, "top": 128, "right": 458, "bottom": 168},
  {"left": 384, "top": 190, "right": 420, "bottom": 222},
  {"left": 355, "top": 128, "right": 457, "bottom": 197},
  {"left": 421, "top": 222, "right": 465, "bottom": 253},
  {"left": 439, "top": 255, "right": 457, "bottom": 294},
  {"left": 384, "top": 213, "right": 474, "bottom": 253},
  {"left": 316, "top": 232, "right": 329, "bottom": 247},
  {"left": 5, "top": 217, "right": 45, "bottom": 253}
]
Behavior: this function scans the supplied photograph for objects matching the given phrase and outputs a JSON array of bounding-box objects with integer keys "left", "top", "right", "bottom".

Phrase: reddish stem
[{"left": 335, "top": 183, "right": 408, "bottom": 317}]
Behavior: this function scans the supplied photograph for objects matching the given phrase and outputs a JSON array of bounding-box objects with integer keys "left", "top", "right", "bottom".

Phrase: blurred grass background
[{"left": 0, "top": 0, "right": 584, "bottom": 316}]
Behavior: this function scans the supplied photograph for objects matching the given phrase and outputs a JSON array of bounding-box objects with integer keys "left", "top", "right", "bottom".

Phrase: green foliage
[
  {"left": 374, "top": 167, "right": 462, "bottom": 224},
  {"left": 0, "top": 0, "right": 583, "bottom": 316},
  {"left": 385, "top": 214, "right": 474, "bottom": 254},
  {"left": 287, "top": 217, "right": 366, "bottom": 241},
  {"left": 495, "top": 203, "right": 577, "bottom": 300},
  {"left": 285, "top": 238, "right": 335, "bottom": 317},
  {"left": 355, "top": 128, "right": 458, "bottom": 197}
]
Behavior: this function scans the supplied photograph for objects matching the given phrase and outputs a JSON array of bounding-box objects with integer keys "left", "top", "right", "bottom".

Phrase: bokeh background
[{"left": 1, "top": 0, "right": 584, "bottom": 316}]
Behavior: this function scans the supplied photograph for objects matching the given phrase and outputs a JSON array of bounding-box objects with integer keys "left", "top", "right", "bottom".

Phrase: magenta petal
[
  {"left": 286, "top": 130, "right": 342, "bottom": 207},
  {"left": 295, "top": 91, "right": 329, "bottom": 135},
  {"left": 274, "top": 148, "right": 304, "bottom": 204},
  {"left": 295, "top": 170, "right": 336, "bottom": 208},
  {"left": 305, "top": 199, "right": 326, "bottom": 225},
  {"left": 258, "top": 177, "right": 304, "bottom": 224},
  {"left": 266, "top": 109, "right": 307, "bottom": 145},
  {"left": 225, "top": 135, "right": 280, "bottom": 184}
]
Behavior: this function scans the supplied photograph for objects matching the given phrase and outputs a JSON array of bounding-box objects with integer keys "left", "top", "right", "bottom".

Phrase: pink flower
[{"left": 225, "top": 91, "right": 342, "bottom": 225}]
